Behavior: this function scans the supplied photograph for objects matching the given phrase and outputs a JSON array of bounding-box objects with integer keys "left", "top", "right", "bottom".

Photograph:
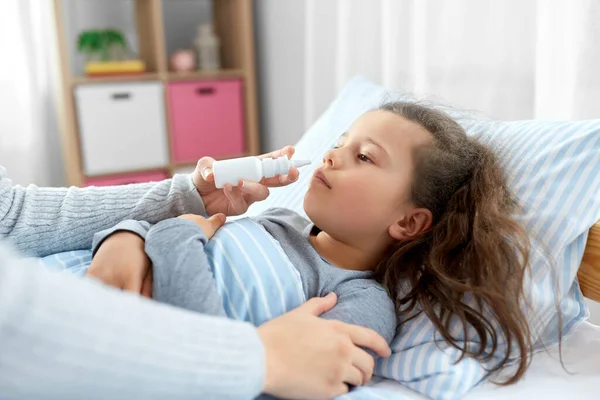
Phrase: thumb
[
  {"left": 209, "top": 213, "right": 226, "bottom": 229},
  {"left": 296, "top": 292, "right": 337, "bottom": 316},
  {"left": 193, "top": 157, "right": 216, "bottom": 189}
]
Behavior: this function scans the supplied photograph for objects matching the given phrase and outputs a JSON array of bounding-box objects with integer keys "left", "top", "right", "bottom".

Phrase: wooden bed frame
[{"left": 579, "top": 221, "right": 600, "bottom": 302}]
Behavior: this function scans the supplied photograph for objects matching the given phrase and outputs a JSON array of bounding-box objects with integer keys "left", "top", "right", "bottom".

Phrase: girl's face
[{"left": 304, "top": 110, "right": 434, "bottom": 245}]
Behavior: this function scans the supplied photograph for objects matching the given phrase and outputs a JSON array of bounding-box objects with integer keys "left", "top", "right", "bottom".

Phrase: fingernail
[
  {"left": 227, "top": 185, "right": 233, "bottom": 192},
  {"left": 202, "top": 168, "right": 212, "bottom": 179},
  {"left": 325, "top": 292, "right": 335, "bottom": 299},
  {"left": 240, "top": 180, "right": 250, "bottom": 193}
]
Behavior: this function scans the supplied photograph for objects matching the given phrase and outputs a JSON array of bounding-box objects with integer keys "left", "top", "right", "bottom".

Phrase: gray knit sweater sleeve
[
  {"left": 0, "top": 169, "right": 206, "bottom": 257},
  {"left": 0, "top": 168, "right": 265, "bottom": 399}
]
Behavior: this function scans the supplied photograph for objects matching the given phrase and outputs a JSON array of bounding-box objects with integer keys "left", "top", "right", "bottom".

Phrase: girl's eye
[{"left": 357, "top": 153, "right": 373, "bottom": 163}]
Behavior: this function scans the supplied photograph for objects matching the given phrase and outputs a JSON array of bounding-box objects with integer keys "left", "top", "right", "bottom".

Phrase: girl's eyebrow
[
  {"left": 366, "top": 137, "right": 390, "bottom": 159},
  {"left": 339, "top": 133, "right": 389, "bottom": 158},
  {"left": 335, "top": 132, "right": 348, "bottom": 146}
]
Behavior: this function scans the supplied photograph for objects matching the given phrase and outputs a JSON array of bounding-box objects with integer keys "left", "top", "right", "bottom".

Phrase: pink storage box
[
  {"left": 85, "top": 171, "right": 169, "bottom": 187},
  {"left": 167, "top": 79, "right": 245, "bottom": 163}
]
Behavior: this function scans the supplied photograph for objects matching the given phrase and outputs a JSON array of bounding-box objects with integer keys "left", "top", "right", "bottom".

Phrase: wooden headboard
[{"left": 579, "top": 221, "right": 600, "bottom": 301}]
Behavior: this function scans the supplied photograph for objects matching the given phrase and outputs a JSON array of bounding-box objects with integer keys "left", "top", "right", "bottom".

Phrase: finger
[
  {"left": 295, "top": 292, "right": 337, "bottom": 316},
  {"left": 239, "top": 180, "right": 270, "bottom": 202},
  {"left": 285, "top": 166, "right": 300, "bottom": 183},
  {"left": 201, "top": 213, "right": 226, "bottom": 238},
  {"left": 260, "top": 166, "right": 300, "bottom": 188},
  {"left": 178, "top": 214, "right": 206, "bottom": 223},
  {"left": 141, "top": 269, "right": 153, "bottom": 298},
  {"left": 351, "top": 347, "right": 376, "bottom": 384},
  {"left": 344, "top": 366, "right": 364, "bottom": 387},
  {"left": 281, "top": 145, "right": 295, "bottom": 159},
  {"left": 208, "top": 213, "right": 226, "bottom": 230},
  {"left": 342, "top": 326, "right": 392, "bottom": 358},
  {"left": 195, "top": 157, "right": 217, "bottom": 183},
  {"left": 332, "top": 384, "right": 350, "bottom": 397},
  {"left": 223, "top": 184, "right": 248, "bottom": 214},
  {"left": 257, "top": 145, "right": 295, "bottom": 161}
]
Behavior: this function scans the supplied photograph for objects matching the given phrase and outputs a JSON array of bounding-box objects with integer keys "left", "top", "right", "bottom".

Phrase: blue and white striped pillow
[{"left": 246, "top": 76, "right": 600, "bottom": 399}]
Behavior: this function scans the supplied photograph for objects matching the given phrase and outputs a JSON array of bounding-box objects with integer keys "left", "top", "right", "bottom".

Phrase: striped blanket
[
  {"left": 40, "top": 218, "right": 305, "bottom": 326},
  {"left": 39, "top": 219, "right": 405, "bottom": 400}
]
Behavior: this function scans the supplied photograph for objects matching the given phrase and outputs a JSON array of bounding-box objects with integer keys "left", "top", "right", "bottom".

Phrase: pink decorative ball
[{"left": 170, "top": 50, "right": 196, "bottom": 72}]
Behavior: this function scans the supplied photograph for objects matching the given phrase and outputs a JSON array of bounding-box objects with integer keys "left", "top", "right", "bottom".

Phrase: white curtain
[
  {"left": 303, "top": 0, "right": 600, "bottom": 127},
  {"left": 0, "top": 0, "right": 64, "bottom": 186},
  {"left": 302, "top": 0, "right": 600, "bottom": 320}
]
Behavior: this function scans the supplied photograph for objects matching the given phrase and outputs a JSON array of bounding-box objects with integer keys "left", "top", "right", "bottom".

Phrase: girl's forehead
[{"left": 348, "top": 111, "right": 433, "bottom": 148}]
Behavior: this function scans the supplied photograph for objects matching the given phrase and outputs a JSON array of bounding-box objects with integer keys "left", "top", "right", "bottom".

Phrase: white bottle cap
[
  {"left": 262, "top": 158, "right": 276, "bottom": 178},
  {"left": 261, "top": 156, "right": 311, "bottom": 178}
]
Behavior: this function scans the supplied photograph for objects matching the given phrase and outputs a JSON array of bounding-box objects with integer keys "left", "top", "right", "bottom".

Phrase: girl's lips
[{"left": 313, "top": 170, "right": 331, "bottom": 188}]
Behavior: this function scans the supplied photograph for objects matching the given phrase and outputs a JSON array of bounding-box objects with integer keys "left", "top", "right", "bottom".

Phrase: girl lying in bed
[{"left": 88, "top": 102, "right": 532, "bottom": 385}]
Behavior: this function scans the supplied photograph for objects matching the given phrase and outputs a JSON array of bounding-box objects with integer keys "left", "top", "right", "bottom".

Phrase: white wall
[
  {"left": 63, "top": 0, "right": 212, "bottom": 76},
  {"left": 254, "top": 0, "right": 306, "bottom": 152},
  {"left": 252, "top": 2, "right": 600, "bottom": 326},
  {"left": 162, "top": 0, "right": 212, "bottom": 58}
]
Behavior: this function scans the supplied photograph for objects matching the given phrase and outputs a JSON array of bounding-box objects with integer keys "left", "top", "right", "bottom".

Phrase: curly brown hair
[{"left": 374, "top": 102, "right": 532, "bottom": 384}]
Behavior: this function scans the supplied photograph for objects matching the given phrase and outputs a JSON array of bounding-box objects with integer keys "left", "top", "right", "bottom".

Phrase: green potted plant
[{"left": 77, "top": 28, "right": 145, "bottom": 76}]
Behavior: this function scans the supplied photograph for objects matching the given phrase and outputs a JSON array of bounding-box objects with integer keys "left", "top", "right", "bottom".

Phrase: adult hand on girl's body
[
  {"left": 259, "top": 292, "right": 391, "bottom": 400},
  {"left": 178, "top": 213, "right": 226, "bottom": 239},
  {"left": 193, "top": 146, "right": 300, "bottom": 216},
  {"left": 86, "top": 231, "right": 153, "bottom": 298}
]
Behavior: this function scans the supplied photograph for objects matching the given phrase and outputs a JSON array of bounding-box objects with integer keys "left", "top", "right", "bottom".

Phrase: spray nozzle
[{"left": 290, "top": 159, "right": 311, "bottom": 168}]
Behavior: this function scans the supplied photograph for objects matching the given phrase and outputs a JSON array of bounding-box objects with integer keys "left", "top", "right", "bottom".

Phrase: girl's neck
[{"left": 310, "top": 227, "right": 385, "bottom": 272}]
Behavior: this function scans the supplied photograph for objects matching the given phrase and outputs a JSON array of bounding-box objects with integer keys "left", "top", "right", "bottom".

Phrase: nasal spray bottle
[{"left": 213, "top": 155, "right": 311, "bottom": 189}]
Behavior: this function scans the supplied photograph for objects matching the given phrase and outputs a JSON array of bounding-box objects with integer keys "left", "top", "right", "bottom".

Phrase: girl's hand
[
  {"left": 86, "top": 231, "right": 153, "bottom": 298},
  {"left": 178, "top": 213, "right": 226, "bottom": 239},
  {"left": 193, "top": 146, "right": 300, "bottom": 216}
]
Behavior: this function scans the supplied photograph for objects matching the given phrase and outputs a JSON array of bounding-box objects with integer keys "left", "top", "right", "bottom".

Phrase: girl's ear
[{"left": 389, "top": 208, "right": 433, "bottom": 241}]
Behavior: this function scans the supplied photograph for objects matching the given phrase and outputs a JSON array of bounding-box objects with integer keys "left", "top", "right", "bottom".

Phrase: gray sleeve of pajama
[
  {"left": 91, "top": 219, "right": 153, "bottom": 256},
  {"left": 144, "top": 218, "right": 226, "bottom": 317}
]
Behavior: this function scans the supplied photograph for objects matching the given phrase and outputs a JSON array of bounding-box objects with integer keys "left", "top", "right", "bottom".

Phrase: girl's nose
[{"left": 322, "top": 149, "right": 339, "bottom": 168}]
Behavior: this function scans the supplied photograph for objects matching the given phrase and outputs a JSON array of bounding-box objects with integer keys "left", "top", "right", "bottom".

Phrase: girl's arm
[
  {"left": 0, "top": 168, "right": 207, "bottom": 257},
  {"left": 87, "top": 222, "right": 155, "bottom": 296},
  {"left": 144, "top": 217, "right": 225, "bottom": 314},
  {"left": 91, "top": 220, "right": 153, "bottom": 254},
  {"left": 321, "top": 285, "right": 397, "bottom": 344},
  {"left": 89, "top": 216, "right": 224, "bottom": 314}
]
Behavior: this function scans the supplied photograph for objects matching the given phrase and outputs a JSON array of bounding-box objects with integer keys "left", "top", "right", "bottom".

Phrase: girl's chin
[{"left": 303, "top": 195, "right": 325, "bottom": 218}]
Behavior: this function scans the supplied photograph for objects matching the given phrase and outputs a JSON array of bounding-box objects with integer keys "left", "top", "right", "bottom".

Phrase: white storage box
[{"left": 75, "top": 81, "right": 169, "bottom": 175}]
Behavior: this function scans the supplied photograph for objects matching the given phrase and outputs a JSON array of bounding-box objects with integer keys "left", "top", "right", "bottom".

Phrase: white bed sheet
[{"left": 367, "top": 321, "right": 600, "bottom": 399}]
